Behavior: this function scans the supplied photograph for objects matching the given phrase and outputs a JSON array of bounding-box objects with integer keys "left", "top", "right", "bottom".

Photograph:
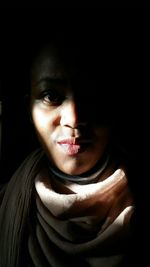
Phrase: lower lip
[{"left": 58, "top": 143, "right": 88, "bottom": 156}]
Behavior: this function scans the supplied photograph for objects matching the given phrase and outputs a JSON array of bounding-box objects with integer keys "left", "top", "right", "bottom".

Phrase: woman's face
[{"left": 30, "top": 46, "right": 110, "bottom": 175}]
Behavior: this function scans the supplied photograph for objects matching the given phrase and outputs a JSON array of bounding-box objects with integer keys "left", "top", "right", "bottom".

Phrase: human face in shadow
[{"left": 30, "top": 44, "right": 110, "bottom": 175}]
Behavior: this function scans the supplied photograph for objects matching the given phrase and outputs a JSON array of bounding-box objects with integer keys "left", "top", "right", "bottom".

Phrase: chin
[
  {"left": 47, "top": 147, "right": 100, "bottom": 175},
  {"left": 58, "top": 162, "right": 93, "bottom": 176}
]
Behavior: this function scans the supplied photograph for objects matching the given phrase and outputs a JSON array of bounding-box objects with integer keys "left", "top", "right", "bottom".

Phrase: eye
[{"left": 42, "top": 90, "right": 64, "bottom": 105}]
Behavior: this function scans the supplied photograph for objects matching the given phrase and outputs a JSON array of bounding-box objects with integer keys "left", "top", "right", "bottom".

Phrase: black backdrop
[{"left": 0, "top": 9, "right": 149, "bottom": 264}]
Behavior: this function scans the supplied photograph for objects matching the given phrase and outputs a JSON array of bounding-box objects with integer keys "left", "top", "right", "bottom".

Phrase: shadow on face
[{"left": 30, "top": 35, "right": 123, "bottom": 128}]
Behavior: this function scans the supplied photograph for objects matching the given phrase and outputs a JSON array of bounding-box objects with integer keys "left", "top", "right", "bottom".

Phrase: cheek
[
  {"left": 31, "top": 108, "right": 52, "bottom": 155},
  {"left": 32, "top": 108, "right": 47, "bottom": 131},
  {"left": 31, "top": 105, "right": 54, "bottom": 142},
  {"left": 31, "top": 105, "right": 60, "bottom": 149},
  {"left": 31, "top": 104, "right": 60, "bottom": 129}
]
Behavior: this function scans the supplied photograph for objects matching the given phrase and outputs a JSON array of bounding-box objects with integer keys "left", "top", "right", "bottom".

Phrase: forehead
[
  {"left": 31, "top": 39, "right": 110, "bottom": 82},
  {"left": 32, "top": 44, "right": 86, "bottom": 79}
]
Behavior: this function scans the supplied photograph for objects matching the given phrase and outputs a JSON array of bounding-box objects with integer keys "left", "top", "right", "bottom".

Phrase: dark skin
[{"left": 30, "top": 43, "right": 112, "bottom": 175}]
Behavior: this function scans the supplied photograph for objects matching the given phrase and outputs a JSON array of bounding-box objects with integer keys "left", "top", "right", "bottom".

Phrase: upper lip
[{"left": 57, "top": 137, "right": 92, "bottom": 145}]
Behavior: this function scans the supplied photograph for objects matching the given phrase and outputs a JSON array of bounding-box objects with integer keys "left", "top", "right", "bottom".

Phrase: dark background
[
  {"left": 0, "top": 9, "right": 149, "bottom": 263},
  {"left": 0, "top": 8, "right": 149, "bottom": 184}
]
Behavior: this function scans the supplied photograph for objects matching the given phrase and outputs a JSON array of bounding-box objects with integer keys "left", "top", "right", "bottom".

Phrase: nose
[{"left": 60, "top": 99, "right": 86, "bottom": 128}]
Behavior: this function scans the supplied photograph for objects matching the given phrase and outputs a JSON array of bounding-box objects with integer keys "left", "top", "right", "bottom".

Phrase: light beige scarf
[{"left": 28, "top": 167, "right": 134, "bottom": 267}]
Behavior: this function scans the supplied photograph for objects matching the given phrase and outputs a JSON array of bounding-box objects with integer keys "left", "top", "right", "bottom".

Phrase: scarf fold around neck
[
  {"left": 0, "top": 148, "right": 134, "bottom": 267},
  {"left": 28, "top": 163, "right": 134, "bottom": 267}
]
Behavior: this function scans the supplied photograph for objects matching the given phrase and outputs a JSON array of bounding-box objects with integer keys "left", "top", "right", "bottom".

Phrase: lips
[{"left": 57, "top": 137, "right": 92, "bottom": 155}]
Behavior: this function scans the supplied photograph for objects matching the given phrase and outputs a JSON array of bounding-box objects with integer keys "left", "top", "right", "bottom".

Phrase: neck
[{"left": 48, "top": 154, "right": 110, "bottom": 185}]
